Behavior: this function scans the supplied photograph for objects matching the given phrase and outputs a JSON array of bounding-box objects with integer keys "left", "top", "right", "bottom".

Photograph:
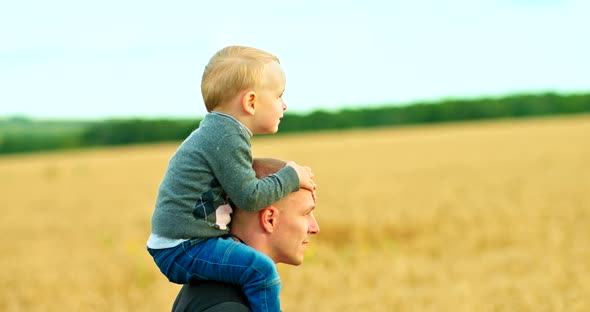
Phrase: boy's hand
[{"left": 286, "top": 161, "right": 316, "bottom": 193}]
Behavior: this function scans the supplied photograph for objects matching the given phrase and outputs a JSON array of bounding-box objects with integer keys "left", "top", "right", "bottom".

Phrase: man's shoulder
[
  {"left": 172, "top": 281, "right": 250, "bottom": 312},
  {"left": 200, "top": 302, "right": 250, "bottom": 312}
]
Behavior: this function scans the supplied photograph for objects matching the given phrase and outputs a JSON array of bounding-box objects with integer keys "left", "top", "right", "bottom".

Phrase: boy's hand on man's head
[{"left": 286, "top": 161, "right": 316, "bottom": 194}]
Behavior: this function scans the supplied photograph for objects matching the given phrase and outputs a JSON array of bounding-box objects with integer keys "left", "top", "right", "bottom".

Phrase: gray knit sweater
[{"left": 150, "top": 113, "right": 300, "bottom": 239}]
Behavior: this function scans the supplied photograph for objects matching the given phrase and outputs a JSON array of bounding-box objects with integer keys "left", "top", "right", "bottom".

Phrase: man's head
[{"left": 230, "top": 158, "right": 320, "bottom": 265}]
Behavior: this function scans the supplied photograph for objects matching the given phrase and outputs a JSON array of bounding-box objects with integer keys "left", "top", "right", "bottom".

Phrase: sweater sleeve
[{"left": 208, "top": 133, "right": 300, "bottom": 212}]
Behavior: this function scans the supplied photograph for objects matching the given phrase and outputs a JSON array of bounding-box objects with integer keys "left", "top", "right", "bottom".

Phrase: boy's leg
[
  {"left": 149, "top": 237, "right": 281, "bottom": 312},
  {"left": 213, "top": 238, "right": 281, "bottom": 312},
  {"left": 148, "top": 242, "right": 195, "bottom": 283}
]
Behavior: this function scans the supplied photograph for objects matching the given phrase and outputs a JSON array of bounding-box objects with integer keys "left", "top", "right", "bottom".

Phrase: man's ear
[
  {"left": 260, "top": 207, "right": 278, "bottom": 233},
  {"left": 241, "top": 91, "right": 256, "bottom": 115}
]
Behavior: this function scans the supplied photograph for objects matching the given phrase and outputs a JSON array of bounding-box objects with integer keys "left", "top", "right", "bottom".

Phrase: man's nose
[
  {"left": 309, "top": 215, "right": 320, "bottom": 234},
  {"left": 282, "top": 99, "right": 287, "bottom": 111}
]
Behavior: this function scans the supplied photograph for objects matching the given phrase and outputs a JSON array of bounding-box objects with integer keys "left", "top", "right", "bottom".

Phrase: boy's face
[{"left": 251, "top": 61, "right": 287, "bottom": 134}]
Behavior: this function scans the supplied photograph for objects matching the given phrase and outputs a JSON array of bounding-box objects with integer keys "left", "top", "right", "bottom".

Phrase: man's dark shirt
[{"left": 171, "top": 281, "right": 250, "bottom": 312}]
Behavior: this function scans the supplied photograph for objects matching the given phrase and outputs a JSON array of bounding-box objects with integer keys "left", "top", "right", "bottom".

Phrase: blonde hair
[{"left": 201, "top": 46, "right": 280, "bottom": 112}]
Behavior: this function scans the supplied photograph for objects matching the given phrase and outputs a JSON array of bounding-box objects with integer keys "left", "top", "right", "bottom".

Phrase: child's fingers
[
  {"left": 303, "top": 180, "right": 315, "bottom": 191},
  {"left": 305, "top": 168, "right": 314, "bottom": 180}
]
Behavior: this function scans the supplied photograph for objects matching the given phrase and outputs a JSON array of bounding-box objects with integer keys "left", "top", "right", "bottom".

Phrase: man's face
[{"left": 269, "top": 189, "right": 320, "bottom": 265}]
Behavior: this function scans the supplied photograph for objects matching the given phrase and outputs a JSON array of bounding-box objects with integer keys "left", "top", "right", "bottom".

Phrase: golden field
[{"left": 1, "top": 115, "right": 589, "bottom": 311}]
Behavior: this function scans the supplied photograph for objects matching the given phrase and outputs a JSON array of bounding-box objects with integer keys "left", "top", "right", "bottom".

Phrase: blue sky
[{"left": 1, "top": 0, "right": 588, "bottom": 119}]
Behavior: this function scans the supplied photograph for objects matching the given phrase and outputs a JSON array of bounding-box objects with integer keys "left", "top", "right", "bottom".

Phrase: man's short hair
[{"left": 252, "top": 158, "right": 287, "bottom": 179}]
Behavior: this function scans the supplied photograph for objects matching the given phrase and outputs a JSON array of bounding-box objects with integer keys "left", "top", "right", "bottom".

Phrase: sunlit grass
[{"left": 1, "top": 115, "right": 589, "bottom": 311}]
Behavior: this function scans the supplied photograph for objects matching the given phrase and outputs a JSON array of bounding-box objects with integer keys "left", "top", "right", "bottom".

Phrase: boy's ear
[
  {"left": 241, "top": 91, "right": 256, "bottom": 115},
  {"left": 260, "top": 206, "right": 278, "bottom": 233}
]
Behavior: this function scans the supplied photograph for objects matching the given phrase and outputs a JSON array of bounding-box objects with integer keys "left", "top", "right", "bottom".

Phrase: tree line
[{"left": 1, "top": 92, "right": 589, "bottom": 155}]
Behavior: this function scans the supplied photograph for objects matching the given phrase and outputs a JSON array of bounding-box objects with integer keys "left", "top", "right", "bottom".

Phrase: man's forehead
[{"left": 280, "top": 189, "right": 315, "bottom": 210}]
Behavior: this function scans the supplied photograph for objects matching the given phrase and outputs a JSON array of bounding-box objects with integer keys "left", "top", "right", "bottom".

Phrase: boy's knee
[{"left": 254, "top": 254, "right": 280, "bottom": 285}]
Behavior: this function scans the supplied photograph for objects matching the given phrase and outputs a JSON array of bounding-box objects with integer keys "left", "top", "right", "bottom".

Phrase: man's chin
[
  {"left": 283, "top": 257, "right": 304, "bottom": 266},
  {"left": 293, "top": 255, "right": 305, "bottom": 266}
]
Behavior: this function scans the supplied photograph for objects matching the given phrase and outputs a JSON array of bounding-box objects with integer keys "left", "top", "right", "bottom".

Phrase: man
[{"left": 172, "top": 158, "right": 320, "bottom": 311}]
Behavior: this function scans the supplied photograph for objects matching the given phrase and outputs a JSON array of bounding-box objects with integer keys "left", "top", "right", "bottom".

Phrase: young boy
[{"left": 147, "top": 45, "right": 315, "bottom": 312}]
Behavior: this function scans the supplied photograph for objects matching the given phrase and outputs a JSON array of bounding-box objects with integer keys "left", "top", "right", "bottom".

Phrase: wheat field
[{"left": 1, "top": 115, "right": 589, "bottom": 311}]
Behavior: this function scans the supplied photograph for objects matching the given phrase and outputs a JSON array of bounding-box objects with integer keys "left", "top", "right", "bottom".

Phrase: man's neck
[{"left": 229, "top": 228, "right": 275, "bottom": 263}]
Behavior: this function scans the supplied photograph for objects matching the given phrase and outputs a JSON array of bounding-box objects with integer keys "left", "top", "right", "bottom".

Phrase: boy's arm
[{"left": 210, "top": 134, "right": 299, "bottom": 211}]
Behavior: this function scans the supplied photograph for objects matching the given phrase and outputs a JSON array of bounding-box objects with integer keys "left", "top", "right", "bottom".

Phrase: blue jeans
[{"left": 148, "top": 236, "right": 281, "bottom": 312}]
